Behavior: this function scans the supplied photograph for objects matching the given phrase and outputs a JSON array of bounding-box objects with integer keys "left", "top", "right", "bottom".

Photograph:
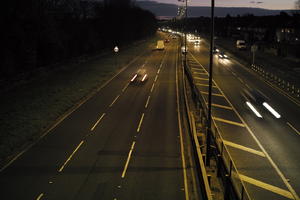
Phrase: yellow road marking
[
  {"left": 137, "top": 113, "right": 145, "bottom": 132},
  {"left": 36, "top": 193, "right": 44, "bottom": 200},
  {"left": 195, "top": 77, "right": 209, "bottom": 81},
  {"left": 287, "top": 122, "right": 300, "bottom": 136},
  {"left": 200, "top": 91, "right": 223, "bottom": 97},
  {"left": 193, "top": 71, "right": 208, "bottom": 75},
  {"left": 196, "top": 83, "right": 217, "bottom": 88},
  {"left": 212, "top": 117, "right": 245, "bottom": 127},
  {"left": 121, "top": 141, "right": 136, "bottom": 178},
  {"left": 90, "top": 113, "right": 106, "bottom": 131},
  {"left": 191, "top": 67, "right": 205, "bottom": 71},
  {"left": 59, "top": 140, "right": 84, "bottom": 172},
  {"left": 239, "top": 174, "right": 294, "bottom": 199},
  {"left": 109, "top": 95, "right": 120, "bottom": 107},
  {"left": 223, "top": 140, "right": 265, "bottom": 157},
  {"left": 210, "top": 103, "right": 233, "bottom": 110}
]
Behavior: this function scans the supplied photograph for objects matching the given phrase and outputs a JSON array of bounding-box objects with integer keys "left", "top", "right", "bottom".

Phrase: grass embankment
[
  {"left": 209, "top": 36, "right": 300, "bottom": 87},
  {"left": 0, "top": 33, "right": 164, "bottom": 166}
]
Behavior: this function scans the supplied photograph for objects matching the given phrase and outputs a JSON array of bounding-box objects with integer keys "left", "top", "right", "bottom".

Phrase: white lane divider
[
  {"left": 137, "top": 113, "right": 145, "bottom": 133},
  {"left": 58, "top": 140, "right": 84, "bottom": 172},
  {"left": 110, "top": 95, "right": 120, "bottom": 107},
  {"left": 90, "top": 113, "right": 106, "bottom": 131},
  {"left": 154, "top": 75, "right": 158, "bottom": 82},
  {"left": 145, "top": 96, "right": 151, "bottom": 108},
  {"left": 36, "top": 193, "right": 44, "bottom": 200},
  {"left": 150, "top": 83, "right": 155, "bottom": 93},
  {"left": 121, "top": 141, "right": 136, "bottom": 178},
  {"left": 122, "top": 83, "right": 129, "bottom": 92},
  {"left": 157, "top": 68, "right": 161, "bottom": 74}
]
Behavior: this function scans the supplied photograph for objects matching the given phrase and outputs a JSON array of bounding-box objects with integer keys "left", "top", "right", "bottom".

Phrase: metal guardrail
[
  {"left": 251, "top": 64, "right": 300, "bottom": 100},
  {"left": 183, "top": 60, "right": 252, "bottom": 200},
  {"left": 181, "top": 62, "right": 213, "bottom": 200}
]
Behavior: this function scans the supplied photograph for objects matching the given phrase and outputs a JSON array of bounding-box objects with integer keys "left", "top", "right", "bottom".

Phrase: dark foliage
[{"left": 1, "top": 0, "right": 157, "bottom": 77}]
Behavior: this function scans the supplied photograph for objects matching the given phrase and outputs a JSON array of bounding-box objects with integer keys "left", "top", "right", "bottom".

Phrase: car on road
[
  {"left": 130, "top": 68, "right": 148, "bottom": 84},
  {"left": 156, "top": 40, "right": 165, "bottom": 50},
  {"left": 213, "top": 47, "right": 220, "bottom": 54},
  {"left": 164, "top": 39, "right": 170, "bottom": 43},
  {"left": 218, "top": 52, "right": 228, "bottom": 59},
  {"left": 194, "top": 40, "right": 200, "bottom": 46},
  {"left": 241, "top": 88, "right": 281, "bottom": 118}
]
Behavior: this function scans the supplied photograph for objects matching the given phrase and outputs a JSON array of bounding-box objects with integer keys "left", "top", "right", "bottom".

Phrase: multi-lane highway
[
  {"left": 187, "top": 39, "right": 299, "bottom": 199},
  {"left": 0, "top": 37, "right": 198, "bottom": 199}
]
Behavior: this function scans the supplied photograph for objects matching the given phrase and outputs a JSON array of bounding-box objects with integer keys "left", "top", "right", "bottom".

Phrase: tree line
[
  {"left": 166, "top": 12, "right": 300, "bottom": 57},
  {"left": 1, "top": 0, "right": 157, "bottom": 77}
]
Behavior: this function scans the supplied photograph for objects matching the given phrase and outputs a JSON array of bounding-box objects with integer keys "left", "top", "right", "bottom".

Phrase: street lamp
[
  {"left": 114, "top": 46, "right": 119, "bottom": 68},
  {"left": 206, "top": 0, "right": 215, "bottom": 167}
]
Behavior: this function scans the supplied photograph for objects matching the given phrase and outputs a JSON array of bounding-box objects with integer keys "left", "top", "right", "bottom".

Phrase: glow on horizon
[{"left": 150, "top": 0, "right": 296, "bottom": 10}]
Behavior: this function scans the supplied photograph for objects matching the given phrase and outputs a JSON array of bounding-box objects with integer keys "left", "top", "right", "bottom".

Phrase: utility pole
[
  {"left": 184, "top": 0, "right": 187, "bottom": 66},
  {"left": 206, "top": 0, "right": 215, "bottom": 166}
]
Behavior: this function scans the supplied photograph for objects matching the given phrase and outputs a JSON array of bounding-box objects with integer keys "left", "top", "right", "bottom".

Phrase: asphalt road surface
[
  {"left": 187, "top": 39, "right": 299, "bottom": 200},
  {"left": 0, "top": 39, "right": 193, "bottom": 200}
]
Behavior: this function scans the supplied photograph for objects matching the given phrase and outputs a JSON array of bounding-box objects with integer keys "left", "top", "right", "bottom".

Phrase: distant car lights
[
  {"left": 246, "top": 101, "right": 263, "bottom": 118},
  {"left": 131, "top": 74, "right": 137, "bottom": 82}
]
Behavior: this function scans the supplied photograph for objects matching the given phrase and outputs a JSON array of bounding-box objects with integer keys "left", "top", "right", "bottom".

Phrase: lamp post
[
  {"left": 184, "top": 0, "right": 187, "bottom": 66},
  {"left": 114, "top": 46, "right": 119, "bottom": 68},
  {"left": 206, "top": 0, "right": 215, "bottom": 167}
]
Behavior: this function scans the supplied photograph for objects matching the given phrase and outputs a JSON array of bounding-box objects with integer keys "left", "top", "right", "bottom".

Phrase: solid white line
[
  {"left": 109, "top": 95, "right": 120, "bottom": 107},
  {"left": 137, "top": 113, "right": 145, "bottom": 133},
  {"left": 36, "top": 193, "right": 44, "bottom": 200},
  {"left": 59, "top": 141, "right": 84, "bottom": 172},
  {"left": 90, "top": 113, "right": 106, "bottom": 131},
  {"left": 176, "top": 44, "right": 189, "bottom": 200},
  {"left": 287, "top": 122, "right": 300, "bottom": 136},
  {"left": 121, "top": 141, "right": 136, "bottom": 178},
  {"left": 145, "top": 96, "right": 151, "bottom": 108},
  {"left": 150, "top": 83, "right": 155, "bottom": 92},
  {"left": 122, "top": 83, "right": 129, "bottom": 92}
]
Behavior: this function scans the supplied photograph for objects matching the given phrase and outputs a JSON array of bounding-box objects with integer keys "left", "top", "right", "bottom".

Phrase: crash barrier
[
  {"left": 181, "top": 58, "right": 213, "bottom": 200},
  {"left": 183, "top": 60, "right": 251, "bottom": 200},
  {"left": 251, "top": 64, "right": 300, "bottom": 99}
]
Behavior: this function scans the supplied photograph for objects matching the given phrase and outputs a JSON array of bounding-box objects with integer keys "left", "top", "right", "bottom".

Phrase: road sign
[{"left": 114, "top": 46, "right": 119, "bottom": 53}]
